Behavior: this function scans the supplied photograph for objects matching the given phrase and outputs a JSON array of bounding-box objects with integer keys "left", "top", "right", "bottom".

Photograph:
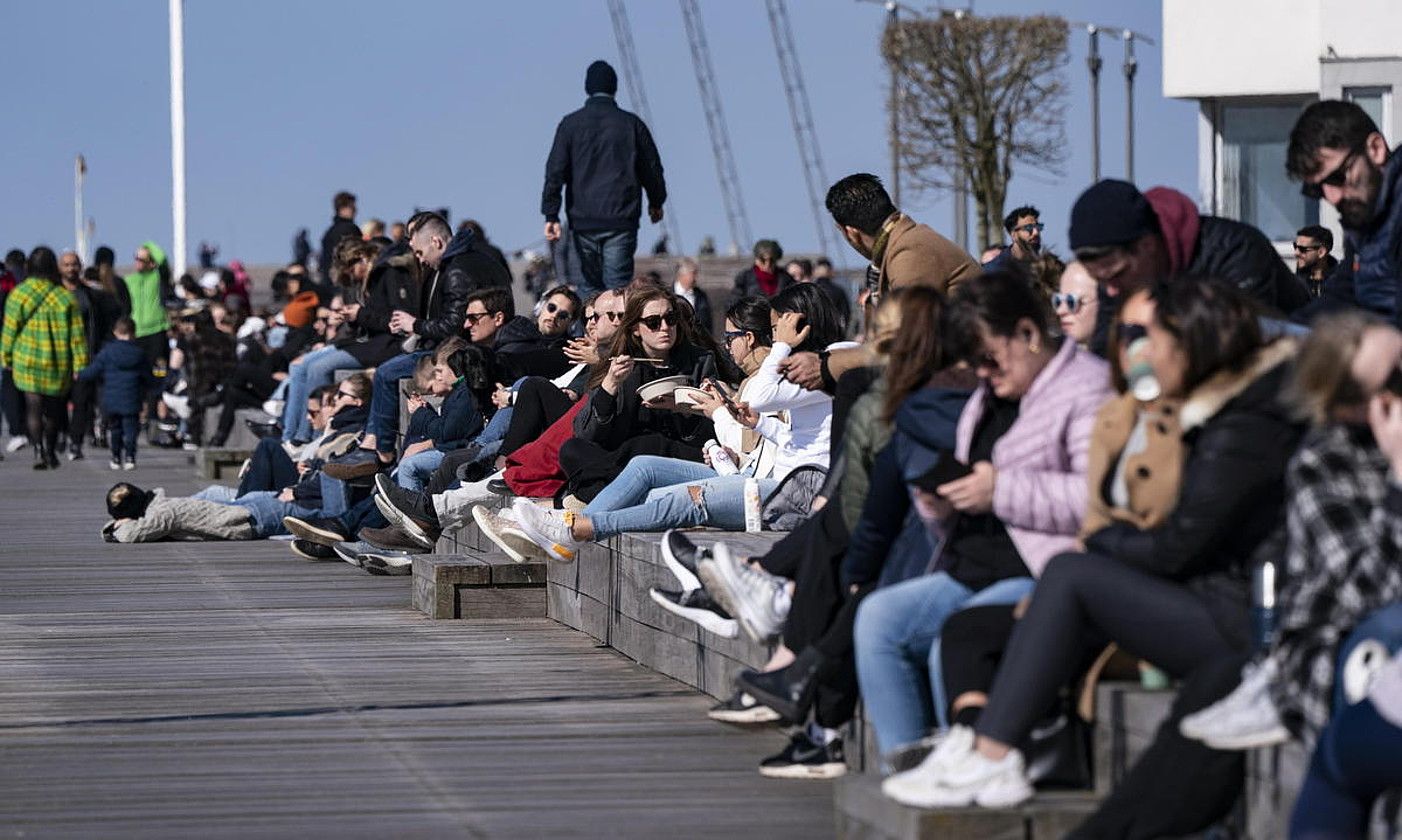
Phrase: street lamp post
[
  {"left": 1087, "top": 25, "right": 1102, "bottom": 182},
  {"left": 1123, "top": 30, "right": 1138, "bottom": 182},
  {"left": 169, "top": 0, "right": 187, "bottom": 279}
]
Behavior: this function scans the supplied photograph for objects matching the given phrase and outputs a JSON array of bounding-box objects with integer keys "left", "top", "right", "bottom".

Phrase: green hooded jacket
[{"left": 124, "top": 241, "right": 169, "bottom": 338}]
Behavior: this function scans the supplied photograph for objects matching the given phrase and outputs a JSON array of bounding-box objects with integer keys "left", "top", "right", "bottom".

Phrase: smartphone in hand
[{"left": 912, "top": 450, "right": 973, "bottom": 494}]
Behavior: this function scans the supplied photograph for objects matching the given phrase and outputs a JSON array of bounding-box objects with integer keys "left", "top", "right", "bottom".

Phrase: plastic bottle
[
  {"left": 1251, "top": 560, "right": 1277, "bottom": 652},
  {"left": 705, "top": 439, "right": 739, "bottom": 476},
  {"left": 743, "top": 478, "right": 763, "bottom": 533}
]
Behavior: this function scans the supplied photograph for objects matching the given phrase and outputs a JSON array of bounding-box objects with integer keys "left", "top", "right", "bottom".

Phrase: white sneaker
[
  {"left": 472, "top": 505, "right": 546, "bottom": 564},
  {"left": 123, "top": 459, "right": 137, "bottom": 471},
  {"left": 6, "top": 436, "right": 29, "bottom": 453},
  {"left": 262, "top": 399, "right": 285, "bottom": 418},
  {"left": 510, "top": 498, "right": 582, "bottom": 563},
  {"left": 1197, "top": 690, "right": 1289, "bottom": 751},
  {"left": 1181, "top": 659, "right": 1275, "bottom": 741},
  {"left": 162, "top": 392, "right": 192, "bottom": 420},
  {"left": 696, "top": 543, "right": 788, "bottom": 643},
  {"left": 109, "top": 460, "right": 121, "bottom": 471},
  {"left": 884, "top": 727, "right": 1032, "bottom": 809},
  {"left": 882, "top": 725, "right": 972, "bottom": 799}
]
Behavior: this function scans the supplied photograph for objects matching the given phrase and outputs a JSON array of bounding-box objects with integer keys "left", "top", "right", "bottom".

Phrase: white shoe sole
[
  {"left": 758, "top": 762, "right": 847, "bottom": 780},
  {"left": 510, "top": 500, "right": 579, "bottom": 563},
  {"left": 660, "top": 530, "right": 703, "bottom": 592},
  {"left": 648, "top": 587, "right": 739, "bottom": 638},
  {"left": 373, "top": 493, "right": 436, "bottom": 550},
  {"left": 697, "top": 557, "right": 780, "bottom": 644},
  {"left": 283, "top": 517, "right": 346, "bottom": 547},
  {"left": 708, "top": 697, "right": 782, "bottom": 724},
  {"left": 332, "top": 544, "right": 368, "bottom": 568},
  {"left": 472, "top": 506, "right": 547, "bottom": 564},
  {"left": 1202, "top": 725, "right": 1290, "bottom": 751}
]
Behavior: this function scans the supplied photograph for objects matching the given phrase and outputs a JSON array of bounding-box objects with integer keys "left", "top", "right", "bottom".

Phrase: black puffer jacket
[
  {"left": 1085, "top": 340, "right": 1304, "bottom": 645},
  {"left": 337, "top": 240, "right": 419, "bottom": 366},
  {"left": 541, "top": 95, "right": 667, "bottom": 232},
  {"left": 573, "top": 346, "right": 717, "bottom": 451},
  {"left": 415, "top": 227, "right": 512, "bottom": 350},
  {"left": 1188, "top": 216, "right": 1311, "bottom": 315}
]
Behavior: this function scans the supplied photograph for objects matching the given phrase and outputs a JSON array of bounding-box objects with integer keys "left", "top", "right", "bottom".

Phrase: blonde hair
[{"left": 1286, "top": 310, "right": 1389, "bottom": 426}]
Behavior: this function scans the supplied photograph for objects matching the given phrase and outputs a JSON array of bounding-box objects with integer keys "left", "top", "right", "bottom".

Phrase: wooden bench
[
  {"left": 411, "top": 551, "right": 547, "bottom": 620},
  {"left": 193, "top": 447, "right": 251, "bottom": 480},
  {"left": 834, "top": 774, "right": 1098, "bottom": 839}
]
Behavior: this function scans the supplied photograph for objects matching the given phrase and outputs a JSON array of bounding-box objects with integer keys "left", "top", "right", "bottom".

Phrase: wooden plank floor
[{"left": 0, "top": 446, "right": 833, "bottom": 838}]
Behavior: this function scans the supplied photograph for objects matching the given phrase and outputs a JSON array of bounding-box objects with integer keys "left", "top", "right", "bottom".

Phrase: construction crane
[
  {"left": 679, "top": 0, "right": 753, "bottom": 254},
  {"left": 764, "top": 0, "right": 838, "bottom": 265},
  {"left": 606, "top": 0, "right": 683, "bottom": 255}
]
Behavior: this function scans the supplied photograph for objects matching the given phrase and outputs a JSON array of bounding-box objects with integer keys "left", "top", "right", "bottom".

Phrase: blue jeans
[
  {"left": 571, "top": 228, "right": 636, "bottom": 299},
  {"left": 281, "top": 345, "right": 360, "bottom": 442},
  {"left": 1291, "top": 695, "right": 1402, "bottom": 838},
  {"left": 192, "top": 484, "right": 240, "bottom": 503},
  {"left": 367, "top": 350, "right": 429, "bottom": 454},
  {"left": 226, "top": 490, "right": 312, "bottom": 538},
  {"left": 585, "top": 458, "right": 777, "bottom": 538},
  {"left": 854, "top": 572, "right": 1037, "bottom": 755},
  {"left": 397, "top": 447, "right": 446, "bottom": 491},
  {"left": 1333, "top": 602, "right": 1402, "bottom": 711}
]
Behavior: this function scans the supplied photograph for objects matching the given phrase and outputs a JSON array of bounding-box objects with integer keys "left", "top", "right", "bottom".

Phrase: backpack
[{"left": 761, "top": 465, "right": 827, "bottom": 532}]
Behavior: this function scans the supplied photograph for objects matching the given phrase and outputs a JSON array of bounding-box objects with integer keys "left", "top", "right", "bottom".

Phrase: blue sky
[{"left": 4, "top": 0, "right": 1193, "bottom": 267}]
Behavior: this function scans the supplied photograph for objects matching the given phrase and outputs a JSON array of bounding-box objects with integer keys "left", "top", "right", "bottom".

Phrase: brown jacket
[
  {"left": 1079, "top": 394, "right": 1184, "bottom": 541},
  {"left": 877, "top": 214, "right": 979, "bottom": 296}
]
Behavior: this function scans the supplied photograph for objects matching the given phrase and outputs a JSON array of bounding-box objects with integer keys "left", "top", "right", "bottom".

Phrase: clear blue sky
[{"left": 3, "top": 0, "right": 1193, "bottom": 268}]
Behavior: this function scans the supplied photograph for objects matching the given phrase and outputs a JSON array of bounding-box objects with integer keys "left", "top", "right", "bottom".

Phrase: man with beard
[
  {"left": 1286, "top": 100, "right": 1400, "bottom": 323},
  {"left": 1294, "top": 224, "right": 1339, "bottom": 299}
]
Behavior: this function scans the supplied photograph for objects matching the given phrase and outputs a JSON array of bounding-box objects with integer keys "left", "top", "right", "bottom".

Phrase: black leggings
[
  {"left": 500, "top": 377, "right": 574, "bottom": 458},
  {"left": 69, "top": 377, "right": 97, "bottom": 450},
  {"left": 976, "top": 552, "right": 1251, "bottom": 839},
  {"left": 23, "top": 392, "right": 68, "bottom": 453}
]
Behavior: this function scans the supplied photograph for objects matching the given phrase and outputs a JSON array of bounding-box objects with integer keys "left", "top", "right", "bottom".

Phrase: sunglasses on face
[
  {"left": 464, "top": 311, "right": 492, "bottom": 325},
  {"left": 1052, "top": 292, "right": 1088, "bottom": 313},
  {"left": 723, "top": 329, "right": 749, "bottom": 342},
  {"left": 1119, "top": 323, "right": 1149, "bottom": 344},
  {"left": 639, "top": 312, "right": 678, "bottom": 331},
  {"left": 1294, "top": 243, "right": 1324, "bottom": 254},
  {"left": 545, "top": 301, "right": 575, "bottom": 319},
  {"left": 1301, "top": 147, "right": 1364, "bottom": 199},
  {"left": 336, "top": 388, "right": 357, "bottom": 400},
  {"left": 1014, "top": 223, "right": 1045, "bottom": 234},
  {"left": 587, "top": 311, "right": 622, "bottom": 324}
]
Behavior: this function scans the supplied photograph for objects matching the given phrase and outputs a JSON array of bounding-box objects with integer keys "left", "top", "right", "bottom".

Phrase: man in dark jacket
[
  {"left": 1286, "top": 100, "right": 1402, "bottom": 324},
  {"left": 319, "top": 191, "right": 361, "bottom": 289},
  {"left": 729, "top": 239, "right": 790, "bottom": 307},
  {"left": 541, "top": 60, "right": 667, "bottom": 300},
  {"left": 1293, "top": 224, "right": 1339, "bottom": 299},
  {"left": 1069, "top": 178, "right": 1311, "bottom": 315}
]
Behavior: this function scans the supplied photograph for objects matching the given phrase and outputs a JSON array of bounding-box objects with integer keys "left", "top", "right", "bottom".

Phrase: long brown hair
[
  {"left": 587, "top": 288, "right": 690, "bottom": 389},
  {"left": 882, "top": 286, "right": 951, "bottom": 422}
]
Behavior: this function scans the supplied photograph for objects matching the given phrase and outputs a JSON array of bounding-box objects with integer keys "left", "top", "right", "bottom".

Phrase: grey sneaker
[
  {"left": 332, "top": 540, "right": 378, "bottom": 568},
  {"left": 472, "top": 506, "right": 544, "bottom": 564},
  {"left": 697, "top": 543, "right": 788, "bottom": 643}
]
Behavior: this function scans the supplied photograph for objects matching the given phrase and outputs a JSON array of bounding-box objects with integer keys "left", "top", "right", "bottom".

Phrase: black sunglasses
[
  {"left": 1051, "top": 292, "right": 1087, "bottom": 313},
  {"left": 1014, "top": 222, "right": 1045, "bottom": 234},
  {"left": 1119, "top": 323, "right": 1149, "bottom": 344},
  {"left": 545, "top": 301, "right": 575, "bottom": 318},
  {"left": 587, "top": 311, "right": 622, "bottom": 323},
  {"left": 723, "top": 329, "right": 749, "bottom": 341},
  {"left": 336, "top": 388, "right": 357, "bottom": 400},
  {"left": 464, "top": 311, "right": 493, "bottom": 324},
  {"left": 1301, "top": 146, "right": 1364, "bottom": 200},
  {"left": 1293, "top": 243, "right": 1325, "bottom": 254},
  {"left": 639, "top": 312, "right": 678, "bottom": 330}
]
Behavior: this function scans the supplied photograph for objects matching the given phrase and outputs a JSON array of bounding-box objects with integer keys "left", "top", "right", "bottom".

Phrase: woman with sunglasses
[
  {"left": 499, "top": 285, "right": 852, "bottom": 563},
  {"left": 852, "top": 270, "right": 1111, "bottom": 763},
  {"left": 886, "top": 278, "right": 1304, "bottom": 838},
  {"left": 1052, "top": 260, "right": 1100, "bottom": 348}
]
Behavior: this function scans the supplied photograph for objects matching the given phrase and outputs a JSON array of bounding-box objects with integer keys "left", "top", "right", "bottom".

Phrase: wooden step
[
  {"left": 193, "top": 447, "right": 252, "bottom": 480},
  {"left": 834, "top": 773, "right": 1098, "bottom": 840},
  {"left": 411, "top": 551, "right": 546, "bottom": 620}
]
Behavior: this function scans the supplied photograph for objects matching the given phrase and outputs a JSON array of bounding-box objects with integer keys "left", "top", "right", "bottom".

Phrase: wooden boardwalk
[{"left": 0, "top": 447, "right": 833, "bottom": 838}]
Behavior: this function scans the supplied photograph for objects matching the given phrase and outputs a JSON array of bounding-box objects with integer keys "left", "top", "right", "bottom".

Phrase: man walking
[
  {"left": 541, "top": 60, "right": 667, "bottom": 300},
  {"left": 1294, "top": 224, "right": 1339, "bottom": 299}
]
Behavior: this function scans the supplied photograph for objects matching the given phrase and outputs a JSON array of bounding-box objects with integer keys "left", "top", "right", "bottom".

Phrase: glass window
[
  {"left": 1219, "top": 103, "right": 1318, "bottom": 241},
  {"left": 1345, "top": 86, "right": 1391, "bottom": 132}
]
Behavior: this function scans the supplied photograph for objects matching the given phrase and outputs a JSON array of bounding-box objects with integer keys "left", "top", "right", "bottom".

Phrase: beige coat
[
  {"left": 1079, "top": 394, "right": 1184, "bottom": 541},
  {"left": 876, "top": 214, "right": 979, "bottom": 296}
]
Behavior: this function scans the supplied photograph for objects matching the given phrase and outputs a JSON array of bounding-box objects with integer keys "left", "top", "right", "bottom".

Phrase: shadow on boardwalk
[{"left": 0, "top": 447, "right": 833, "bottom": 838}]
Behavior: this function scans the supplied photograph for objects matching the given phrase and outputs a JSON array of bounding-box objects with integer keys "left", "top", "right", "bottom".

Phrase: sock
[
  {"left": 807, "top": 721, "right": 840, "bottom": 746},
  {"left": 952, "top": 706, "right": 982, "bottom": 729}
]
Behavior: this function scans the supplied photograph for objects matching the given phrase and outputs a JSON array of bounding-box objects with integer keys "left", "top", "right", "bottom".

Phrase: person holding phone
[{"left": 853, "top": 271, "right": 1111, "bottom": 761}]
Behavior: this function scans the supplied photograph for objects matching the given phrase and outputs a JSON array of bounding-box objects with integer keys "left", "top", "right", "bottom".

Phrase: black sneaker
[
  {"left": 243, "top": 418, "right": 283, "bottom": 440},
  {"left": 707, "top": 689, "right": 782, "bottom": 724},
  {"left": 360, "top": 524, "right": 431, "bottom": 554},
  {"left": 282, "top": 515, "right": 349, "bottom": 546},
  {"left": 487, "top": 478, "right": 513, "bottom": 496},
  {"left": 649, "top": 587, "right": 738, "bottom": 638},
  {"left": 290, "top": 539, "right": 336, "bottom": 560},
  {"left": 661, "top": 529, "right": 703, "bottom": 591},
  {"left": 758, "top": 731, "right": 847, "bottom": 780},
  {"left": 373, "top": 474, "right": 441, "bottom": 549}
]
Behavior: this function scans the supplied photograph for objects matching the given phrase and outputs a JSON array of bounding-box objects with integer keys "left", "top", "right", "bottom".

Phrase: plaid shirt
[
  {"left": 1269, "top": 423, "right": 1402, "bottom": 743},
  {"left": 0, "top": 278, "right": 88, "bottom": 396}
]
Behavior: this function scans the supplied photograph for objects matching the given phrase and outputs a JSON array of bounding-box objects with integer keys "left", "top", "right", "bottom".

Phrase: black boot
[
  {"left": 32, "top": 445, "right": 49, "bottom": 471},
  {"left": 735, "top": 647, "right": 825, "bottom": 725}
]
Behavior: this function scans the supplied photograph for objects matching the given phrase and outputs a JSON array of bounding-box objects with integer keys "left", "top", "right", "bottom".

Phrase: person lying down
[{"left": 102, "top": 482, "right": 257, "bottom": 543}]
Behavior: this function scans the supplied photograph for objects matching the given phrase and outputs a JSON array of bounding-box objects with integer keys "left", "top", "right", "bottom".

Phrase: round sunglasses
[{"left": 1052, "top": 292, "right": 1089, "bottom": 313}]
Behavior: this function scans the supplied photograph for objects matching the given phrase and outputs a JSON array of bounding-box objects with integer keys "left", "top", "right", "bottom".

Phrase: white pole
[
  {"left": 169, "top": 0, "right": 187, "bottom": 279},
  {"left": 74, "top": 155, "right": 86, "bottom": 262}
]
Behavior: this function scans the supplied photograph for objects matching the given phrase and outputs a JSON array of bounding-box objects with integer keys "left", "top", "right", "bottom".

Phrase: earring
[{"left": 1028, "top": 336, "right": 1041, "bottom": 354}]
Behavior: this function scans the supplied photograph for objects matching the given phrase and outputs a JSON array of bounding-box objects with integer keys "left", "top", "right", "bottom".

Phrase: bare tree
[{"left": 884, "top": 13, "right": 1068, "bottom": 249}]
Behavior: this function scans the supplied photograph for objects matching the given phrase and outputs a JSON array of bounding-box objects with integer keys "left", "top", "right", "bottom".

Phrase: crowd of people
[{"left": 5, "top": 58, "right": 1400, "bottom": 834}]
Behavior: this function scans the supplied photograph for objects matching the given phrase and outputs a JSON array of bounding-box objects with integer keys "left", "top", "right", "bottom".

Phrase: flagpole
[
  {"left": 169, "top": 0, "right": 187, "bottom": 279},
  {"left": 74, "top": 155, "right": 87, "bottom": 262}
]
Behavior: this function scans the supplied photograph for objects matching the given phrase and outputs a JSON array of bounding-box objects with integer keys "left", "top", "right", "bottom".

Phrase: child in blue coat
[{"left": 79, "top": 318, "right": 158, "bottom": 470}]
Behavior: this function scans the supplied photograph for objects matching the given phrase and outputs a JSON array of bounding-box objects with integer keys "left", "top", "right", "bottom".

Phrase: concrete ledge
[
  {"left": 834, "top": 773, "right": 1098, "bottom": 840},
  {"left": 411, "top": 551, "right": 546, "bottom": 620}
]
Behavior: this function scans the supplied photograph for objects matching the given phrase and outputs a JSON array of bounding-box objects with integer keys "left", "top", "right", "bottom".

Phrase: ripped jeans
[{"left": 583, "top": 455, "right": 778, "bottom": 538}]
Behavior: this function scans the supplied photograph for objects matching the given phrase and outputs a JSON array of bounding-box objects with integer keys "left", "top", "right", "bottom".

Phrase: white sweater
[{"left": 709, "top": 340, "right": 858, "bottom": 482}]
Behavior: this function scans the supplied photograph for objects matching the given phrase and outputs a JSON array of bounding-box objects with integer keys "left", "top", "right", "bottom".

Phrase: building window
[
  {"left": 1219, "top": 103, "right": 1318, "bottom": 241},
  {"left": 1345, "top": 86, "right": 1392, "bottom": 133}
]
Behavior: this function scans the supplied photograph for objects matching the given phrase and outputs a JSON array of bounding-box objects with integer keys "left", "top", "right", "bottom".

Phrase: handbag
[{"left": 1018, "top": 691, "right": 1094, "bottom": 789}]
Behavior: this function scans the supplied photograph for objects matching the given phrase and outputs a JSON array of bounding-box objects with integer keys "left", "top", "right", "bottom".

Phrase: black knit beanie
[
  {"left": 107, "top": 482, "right": 155, "bottom": 520},
  {"left": 1068, "top": 179, "right": 1159, "bottom": 251},
  {"left": 585, "top": 60, "right": 618, "bottom": 96}
]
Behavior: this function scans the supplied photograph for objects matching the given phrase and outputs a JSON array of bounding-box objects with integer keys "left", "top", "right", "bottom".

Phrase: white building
[{"left": 1163, "top": 0, "right": 1402, "bottom": 250}]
